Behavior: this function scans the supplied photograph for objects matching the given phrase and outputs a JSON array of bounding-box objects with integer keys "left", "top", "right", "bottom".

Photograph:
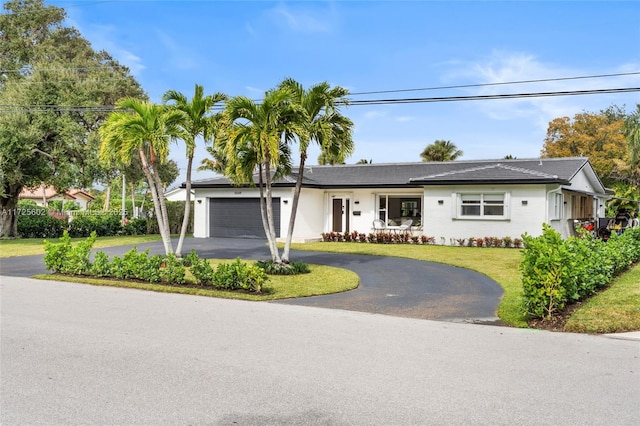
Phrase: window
[
  {"left": 550, "top": 193, "right": 563, "bottom": 220},
  {"left": 455, "top": 192, "right": 508, "bottom": 219},
  {"left": 378, "top": 195, "right": 422, "bottom": 225}
]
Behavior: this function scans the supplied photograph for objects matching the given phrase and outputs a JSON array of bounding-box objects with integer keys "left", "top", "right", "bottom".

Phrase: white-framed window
[
  {"left": 454, "top": 192, "right": 509, "bottom": 219},
  {"left": 550, "top": 192, "right": 563, "bottom": 220},
  {"left": 377, "top": 194, "right": 422, "bottom": 226}
]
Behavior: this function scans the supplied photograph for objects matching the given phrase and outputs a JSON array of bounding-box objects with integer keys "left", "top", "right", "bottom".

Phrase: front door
[{"left": 332, "top": 198, "right": 350, "bottom": 233}]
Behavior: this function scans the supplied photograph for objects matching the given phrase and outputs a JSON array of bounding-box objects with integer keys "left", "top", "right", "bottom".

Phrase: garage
[{"left": 209, "top": 198, "right": 280, "bottom": 238}]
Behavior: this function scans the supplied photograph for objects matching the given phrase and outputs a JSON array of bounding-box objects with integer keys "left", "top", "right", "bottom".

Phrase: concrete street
[{"left": 2, "top": 276, "right": 639, "bottom": 425}]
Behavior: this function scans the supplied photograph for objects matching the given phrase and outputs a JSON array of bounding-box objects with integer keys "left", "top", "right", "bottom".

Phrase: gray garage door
[{"left": 209, "top": 198, "right": 280, "bottom": 238}]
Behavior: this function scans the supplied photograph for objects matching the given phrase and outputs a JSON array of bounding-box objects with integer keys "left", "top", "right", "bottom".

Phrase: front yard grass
[
  {"left": 564, "top": 265, "right": 640, "bottom": 334},
  {"left": 34, "top": 259, "right": 359, "bottom": 301},
  {"left": 0, "top": 234, "right": 162, "bottom": 258}
]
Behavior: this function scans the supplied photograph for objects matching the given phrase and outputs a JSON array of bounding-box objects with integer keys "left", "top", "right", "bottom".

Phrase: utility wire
[
  {"left": 1, "top": 87, "right": 638, "bottom": 113},
  {"left": 348, "top": 71, "right": 640, "bottom": 96}
]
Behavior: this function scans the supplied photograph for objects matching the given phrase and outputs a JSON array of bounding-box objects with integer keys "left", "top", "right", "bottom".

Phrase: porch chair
[
  {"left": 400, "top": 219, "right": 413, "bottom": 233},
  {"left": 372, "top": 219, "right": 387, "bottom": 233}
]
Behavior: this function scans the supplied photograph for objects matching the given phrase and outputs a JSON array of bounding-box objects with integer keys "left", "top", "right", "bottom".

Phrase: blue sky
[{"left": 48, "top": 0, "right": 640, "bottom": 185}]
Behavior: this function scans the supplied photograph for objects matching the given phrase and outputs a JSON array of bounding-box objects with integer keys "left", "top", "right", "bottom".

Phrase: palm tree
[
  {"left": 420, "top": 140, "right": 463, "bottom": 162},
  {"left": 162, "top": 84, "right": 226, "bottom": 257},
  {"left": 278, "top": 78, "right": 354, "bottom": 263},
  {"left": 219, "top": 88, "right": 300, "bottom": 263},
  {"left": 99, "top": 98, "right": 182, "bottom": 255}
]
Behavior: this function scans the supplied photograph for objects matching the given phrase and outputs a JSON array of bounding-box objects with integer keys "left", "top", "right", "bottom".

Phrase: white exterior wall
[
  {"left": 423, "top": 184, "right": 551, "bottom": 244},
  {"left": 288, "top": 188, "right": 325, "bottom": 241}
]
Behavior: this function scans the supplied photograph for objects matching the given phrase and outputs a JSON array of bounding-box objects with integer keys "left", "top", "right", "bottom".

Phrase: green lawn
[
  {"left": 0, "top": 235, "right": 162, "bottom": 258},
  {"left": 34, "top": 259, "right": 359, "bottom": 301}
]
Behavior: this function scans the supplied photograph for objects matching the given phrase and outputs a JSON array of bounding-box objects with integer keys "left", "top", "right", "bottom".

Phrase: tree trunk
[
  {"left": 103, "top": 185, "right": 111, "bottom": 211},
  {"left": 0, "top": 184, "right": 21, "bottom": 238},
  {"left": 139, "top": 149, "right": 173, "bottom": 255},
  {"left": 175, "top": 155, "right": 193, "bottom": 257},
  {"left": 151, "top": 159, "right": 173, "bottom": 254},
  {"left": 257, "top": 165, "right": 271, "bottom": 246},
  {"left": 263, "top": 154, "right": 281, "bottom": 263},
  {"left": 282, "top": 152, "right": 306, "bottom": 263},
  {"left": 130, "top": 182, "right": 137, "bottom": 219}
]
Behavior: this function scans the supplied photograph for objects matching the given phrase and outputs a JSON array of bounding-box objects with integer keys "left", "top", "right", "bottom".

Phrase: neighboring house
[
  {"left": 188, "top": 157, "right": 612, "bottom": 244},
  {"left": 19, "top": 186, "right": 95, "bottom": 210}
]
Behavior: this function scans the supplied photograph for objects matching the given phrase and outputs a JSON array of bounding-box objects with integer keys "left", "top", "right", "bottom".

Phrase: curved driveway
[{"left": 0, "top": 237, "right": 504, "bottom": 323}]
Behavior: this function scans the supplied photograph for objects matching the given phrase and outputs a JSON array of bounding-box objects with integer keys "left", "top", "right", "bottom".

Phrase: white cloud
[
  {"left": 265, "top": 2, "right": 335, "bottom": 33},
  {"left": 446, "top": 50, "right": 639, "bottom": 133},
  {"left": 78, "top": 24, "right": 145, "bottom": 76},
  {"left": 155, "top": 30, "right": 198, "bottom": 71}
]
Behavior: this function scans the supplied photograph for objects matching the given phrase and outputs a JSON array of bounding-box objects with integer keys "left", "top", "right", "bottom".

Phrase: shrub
[
  {"left": 18, "top": 210, "right": 67, "bottom": 238},
  {"left": 190, "top": 257, "right": 216, "bottom": 286},
  {"left": 43, "top": 231, "right": 73, "bottom": 273},
  {"left": 520, "top": 224, "right": 640, "bottom": 319},
  {"left": 256, "top": 259, "right": 310, "bottom": 275},
  {"left": 91, "top": 251, "right": 112, "bottom": 277},
  {"left": 68, "top": 213, "right": 121, "bottom": 237},
  {"left": 43, "top": 231, "right": 96, "bottom": 275},
  {"left": 122, "top": 218, "right": 148, "bottom": 235},
  {"left": 213, "top": 258, "right": 268, "bottom": 292},
  {"left": 160, "top": 254, "right": 186, "bottom": 284}
]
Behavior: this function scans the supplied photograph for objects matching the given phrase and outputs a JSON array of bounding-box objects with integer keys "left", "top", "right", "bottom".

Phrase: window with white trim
[{"left": 455, "top": 192, "right": 509, "bottom": 219}]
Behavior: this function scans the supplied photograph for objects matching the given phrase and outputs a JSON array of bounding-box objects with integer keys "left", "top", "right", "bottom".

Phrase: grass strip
[
  {"left": 0, "top": 235, "right": 163, "bottom": 258},
  {"left": 33, "top": 261, "right": 359, "bottom": 301},
  {"left": 564, "top": 264, "right": 640, "bottom": 334}
]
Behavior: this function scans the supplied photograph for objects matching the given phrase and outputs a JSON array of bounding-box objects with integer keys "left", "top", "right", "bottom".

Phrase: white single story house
[
  {"left": 188, "top": 157, "right": 612, "bottom": 244},
  {"left": 19, "top": 186, "right": 95, "bottom": 210}
]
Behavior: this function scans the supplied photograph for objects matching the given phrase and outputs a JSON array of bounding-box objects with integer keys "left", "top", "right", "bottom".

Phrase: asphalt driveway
[{"left": 0, "top": 237, "right": 504, "bottom": 323}]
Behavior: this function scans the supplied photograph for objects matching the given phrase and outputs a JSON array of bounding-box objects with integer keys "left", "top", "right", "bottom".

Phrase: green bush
[
  {"left": 213, "top": 258, "right": 268, "bottom": 292},
  {"left": 68, "top": 213, "right": 122, "bottom": 237},
  {"left": 91, "top": 251, "right": 112, "bottom": 277},
  {"left": 18, "top": 209, "right": 67, "bottom": 238},
  {"left": 190, "top": 257, "right": 216, "bottom": 286},
  {"left": 161, "top": 254, "right": 186, "bottom": 284},
  {"left": 122, "top": 218, "right": 148, "bottom": 235},
  {"left": 520, "top": 224, "right": 640, "bottom": 319},
  {"left": 43, "top": 231, "right": 96, "bottom": 275},
  {"left": 256, "top": 259, "right": 311, "bottom": 275}
]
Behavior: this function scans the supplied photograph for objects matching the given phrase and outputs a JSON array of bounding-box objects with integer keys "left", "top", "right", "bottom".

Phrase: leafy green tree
[
  {"left": 277, "top": 78, "right": 354, "bottom": 263},
  {"left": 99, "top": 98, "right": 182, "bottom": 255},
  {"left": 163, "top": 84, "right": 226, "bottom": 257},
  {"left": 355, "top": 159, "right": 372, "bottom": 164},
  {"left": 420, "top": 140, "right": 463, "bottom": 162},
  {"left": 218, "top": 88, "right": 299, "bottom": 263},
  {"left": 0, "top": 0, "right": 143, "bottom": 237},
  {"left": 541, "top": 108, "right": 627, "bottom": 186}
]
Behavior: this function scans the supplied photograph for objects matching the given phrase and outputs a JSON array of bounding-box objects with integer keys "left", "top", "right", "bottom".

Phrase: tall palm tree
[
  {"left": 162, "top": 84, "right": 226, "bottom": 257},
  {"left": 278, "top": 78, "right": 354, "bottom": 263},
  {"left": 219, "top": 88, "right": 300, "bottom": 263},
  {"left": 99, "top": 97, "right": 182, "bottom": 255},
  {"left": 420, "top": 140, "right": 463, "bottom": 162}
]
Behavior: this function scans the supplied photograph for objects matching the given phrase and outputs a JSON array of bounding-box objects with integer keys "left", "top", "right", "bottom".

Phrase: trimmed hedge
[{"left": 520, "top": 224, "right": 640, "bottom": 319}]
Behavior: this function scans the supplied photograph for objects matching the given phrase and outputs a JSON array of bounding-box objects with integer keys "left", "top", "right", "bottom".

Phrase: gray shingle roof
[{"left": 190, "top": 157, "right": 593, "bottom": 189}]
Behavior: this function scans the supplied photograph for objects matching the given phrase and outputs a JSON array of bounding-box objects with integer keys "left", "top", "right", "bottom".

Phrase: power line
[
  {"left": 346, "top": 87, "right": 640, "bottom": 105},
  {"left": 1, "top": 87, "right": 638, "bottom": 113},
  {"left": 348, "top": 71, "right": 640, "bottom": 96}
]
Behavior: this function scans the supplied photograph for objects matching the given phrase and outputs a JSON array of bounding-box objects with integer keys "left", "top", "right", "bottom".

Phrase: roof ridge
[{"left": 499, "top": 163, "right": 558, "bottom": 179}]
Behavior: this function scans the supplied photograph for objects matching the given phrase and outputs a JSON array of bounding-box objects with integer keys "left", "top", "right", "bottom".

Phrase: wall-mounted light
[
  {"left": 438, "top": 200, "right": 444, "bottom": 205},
  {"left": 283, "top": 200, "right": 288, "bottom": 204},
  {"left": 197, "top": 199, "right": 202, "bottom": 204},
  {"left": 521, "top": 200, "right": 528, "bottom": 206},
  {"left": 354, "top": 201, "right": 360, "bottom": 205}
]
